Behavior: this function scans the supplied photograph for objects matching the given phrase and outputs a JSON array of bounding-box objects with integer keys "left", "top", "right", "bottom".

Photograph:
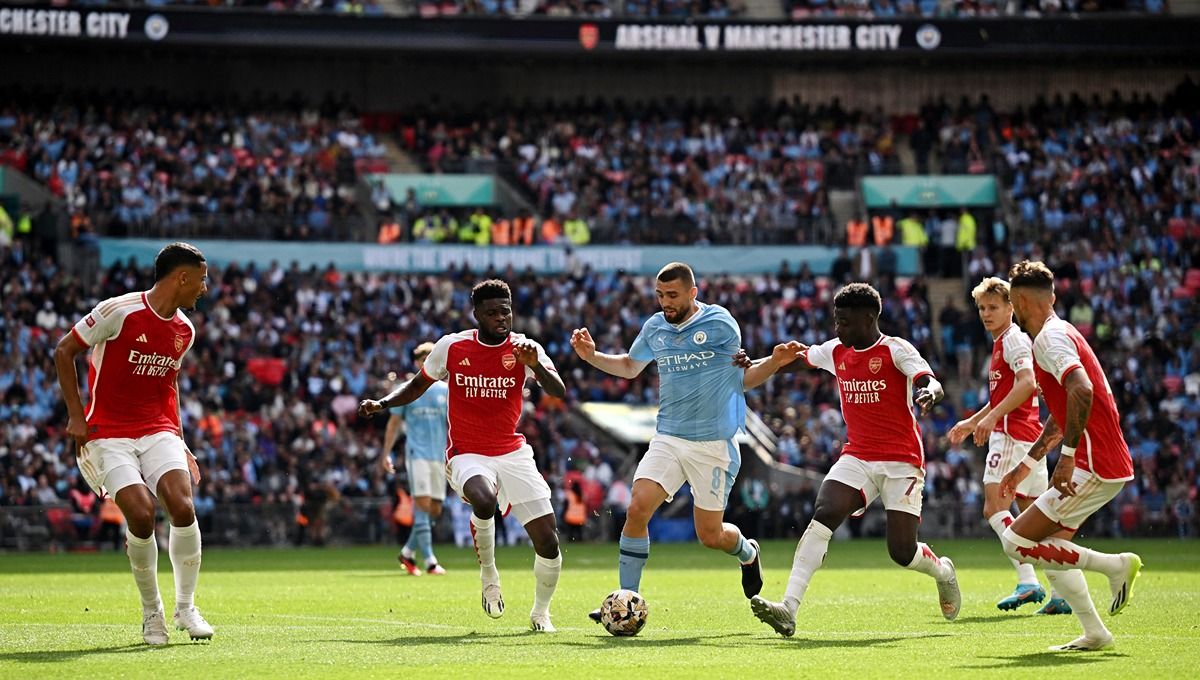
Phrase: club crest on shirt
[
  {"left": 693, "top": 331, "right": 707, "bottom": 344},
  {"left": 869, "top": 357, "right": 883, "bottom": 374},
  {"left": 174, "top": 335, "right": 185, "bottom": 353},
  {"left": 502, "top": 353, "right": 517, "bottom": 370}
]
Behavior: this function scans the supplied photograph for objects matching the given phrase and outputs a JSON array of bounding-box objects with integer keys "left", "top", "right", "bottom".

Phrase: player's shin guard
[
  {"left": 988, "top": 511, "right": 1037, "bottom": 585},
  {"left": 532, "top": 553, "right": 561, "bottom": 617},
  {"left": 782, "top": 520, "right": 832, "bottom": 614},
  {"left": 169, "top": 520, "right": 202, "bottom": 611},
  {"left": 126, "top": 530, "right": 162, "bottom": 613},
  {"left": 470, "top": 515, "right": 497, "bottom": 576},
  {"left": 618, "top": 534, "right": 649, "bottom": 592},
  {"left": 1044, "top": 569, "right": 1109, "bottom": 640},
  {"left": 1001, "top": 527, "right": 1124, "bottom": 576},
  {"left": 904, "top": 543, "right": 950, "bottom": 580}
]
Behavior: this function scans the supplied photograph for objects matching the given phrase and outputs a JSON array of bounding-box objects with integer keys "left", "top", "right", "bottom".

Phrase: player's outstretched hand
[
  {"left": 570, "top": 328, "right": 596, "bottom": 361},
  {"left": 379, "top": 454, "right": 395, "bottom": 475},
  {"left": 512, "top": 339, "right": 540, "bottom": 367},
  {"left": 947, "top": 419, "right": 972, "bottom": 445},
  {"left": 999, "top": 466, "right": 1028, "bottom": 499},
  {"left": 771, "top": 341, "right": 807, "bottom": 366},
  {"left": 731, "top": 349, "right": 753, "bottom": 369},
  {"left": 358, "top": 399, "right": 385, "bottom": 418}
]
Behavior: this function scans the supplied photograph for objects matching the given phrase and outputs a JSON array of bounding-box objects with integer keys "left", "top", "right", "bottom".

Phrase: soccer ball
[{"left": 599, "top": 589, "right": 648, "bottom": 637}]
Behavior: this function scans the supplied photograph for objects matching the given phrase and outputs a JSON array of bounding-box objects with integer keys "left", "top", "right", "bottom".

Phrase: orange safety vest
[
  {"left": 492, "top": 218, "right": 512, "bottom": 246},
  {"left": 393, "top": 489, "right": 414, "bottom": 527},
  {"left": 565, "top": 490, "right": 586, "bottom": 527},
  {"left": 100, "top": 497, "right": 124, "bottom": 524},
  {"left": 846, "top": 219, "right": 867, "bottom": 247},
  {"left": 513, "top": 216, "right": 535, "bottom": 246},
  {"left": 377, "top": 221, "right": 401, "bottom": 244},
  {"left": 540, "top": 218, "right": 562, "bottom": 244},
  {"left": 871, "top": 215, "right": 894, "bottom": 246}
]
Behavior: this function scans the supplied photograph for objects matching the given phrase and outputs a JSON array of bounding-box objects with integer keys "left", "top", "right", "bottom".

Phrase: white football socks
[
  {"left": 125, "top": 530, "right": 162, "bottom": 613},
  {"left": 169, "top": 520, "right": 202, "bottom": 611},
  {"left": 782, "top": 520, "right": 833, "bottom": 615},
  {"left": 1045, "top": 569, "right": 1110, "bottom": 640},
  {"left": 531, "top": 553, "right": 562, "bottom": 617},
  {"left": 988, "top": 511, "right": 1038, "bottom": 585}
]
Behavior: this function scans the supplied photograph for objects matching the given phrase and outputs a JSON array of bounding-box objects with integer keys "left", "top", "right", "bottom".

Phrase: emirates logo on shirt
[
  {"left": 869, "top": 357, "right": 883, "bottom": 374},
  {"left": 502, "top": 354, "right": 517, "bottom": 370}
]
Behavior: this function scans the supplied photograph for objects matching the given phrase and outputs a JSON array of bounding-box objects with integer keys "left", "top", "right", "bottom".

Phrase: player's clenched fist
[
  {"left": 512, "top": 339, "right": 540, "bottom": 367},
  {"left": 358, "top": 399, "right": 385, "bottom": 418},
  {"left": 570, "top": 328, "right": 595, "bottom": 361}
]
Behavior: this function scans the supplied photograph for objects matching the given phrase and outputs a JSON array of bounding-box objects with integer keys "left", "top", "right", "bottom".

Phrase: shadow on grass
[
  {"left": 0, "top": 644, "right": 153, "bottom": 663},
  {"left": 961, "top": 651, "right": 1129, "bottom": 669},
  {"left": 320, "top": 631, "right": 941, "bottom": 650}
]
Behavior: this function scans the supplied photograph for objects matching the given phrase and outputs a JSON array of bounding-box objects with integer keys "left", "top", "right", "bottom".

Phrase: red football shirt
[
  {"left": 804, "top": 335, "right": 934, "bottom": 467},
  {"left": 71, "top": 291, "right": 196, "bottom": 441},
  {"left": 989, "top": 323, "right": 1042, "bottom": 443},
  {"left": 1032, "top": 315, "right": 1134, "bottom": 482},
  {"left": 422, "top": 330, "right": 557, "bottom": 458}
]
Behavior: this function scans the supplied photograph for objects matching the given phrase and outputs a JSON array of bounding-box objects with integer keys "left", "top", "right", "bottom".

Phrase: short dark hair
[
  {"left": 154, "top": 242, "right": 206, "bottom": 281},
  {"left": 471, "top": 279, "right": 511, "bottom": 307},
  {"left": 834, "top": 283, "right": 882, "bottom": 315},
  {"left": 656, "top": 262, "right": 695, "bottom": 288},
  {"left": 1008, "top": 260, "right": 1055, "bottom": 292}
]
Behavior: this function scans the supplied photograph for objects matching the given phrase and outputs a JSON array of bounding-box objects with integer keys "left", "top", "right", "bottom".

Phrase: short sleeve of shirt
[
  {"left": 523, "top": 339, "right": 558, "bottom": 379},
  {"left": 709, "top": 308, "right": 742, "bottom": 354},
  {"left": 1034, "top": 326, "right": 1083, "bottom": 384},
  {"left": 72, "top": 301, "right": 125, "bottom": 347},
  {"left": 629, "top": 318, "right": 657, "bottom": 362},
  {"left": 803, "top": 338, "right": 840, "bottom": 375},
  {"left": 1003, "top": 331, "right": 1035, "bottom": 374},
  {"left": 887, "top": 337, "right": 934, "bottom": 380},
  {"left": 422, "top": 335, "right": 453, "bottom": 381}
]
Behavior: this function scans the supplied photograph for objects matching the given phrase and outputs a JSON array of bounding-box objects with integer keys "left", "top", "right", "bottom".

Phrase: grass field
[{"left": 2, "top": 538, "right": 1198, "bottom": 679}]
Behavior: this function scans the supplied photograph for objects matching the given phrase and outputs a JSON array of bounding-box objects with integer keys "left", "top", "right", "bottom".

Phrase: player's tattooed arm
[
  {"left": 1061, "top": 369, "right": 1094, "bottom": 450},
  {"left": 913, "top": 374, "right": 944, "bottom": 415},
  {"left": 360, "top": 371, "right": 435, "bottom": 417},
  {"left": 1026, "top": 415, "right": 1063, "bottom": 462}
]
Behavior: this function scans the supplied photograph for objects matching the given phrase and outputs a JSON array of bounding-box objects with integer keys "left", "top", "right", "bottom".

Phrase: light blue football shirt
[
  {"left": 629, "top": 301, "right": 745, "bottom": 441},
  {"left": 390, "top": 380, "right": 449, "bottom": 461}
]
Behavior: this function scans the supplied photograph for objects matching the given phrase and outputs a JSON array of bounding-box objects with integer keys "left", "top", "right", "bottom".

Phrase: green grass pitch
[{"left": 2, "top": 539, "right": 1198, "bottom": 679}]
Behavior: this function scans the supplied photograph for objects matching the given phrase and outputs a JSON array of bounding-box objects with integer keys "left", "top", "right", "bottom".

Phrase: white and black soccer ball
[{"left": 600, "top": 589, "right": 648, "bottom": 637}]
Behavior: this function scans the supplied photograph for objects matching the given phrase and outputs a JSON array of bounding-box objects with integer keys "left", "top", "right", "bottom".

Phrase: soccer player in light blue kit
[
  {"left": 571, "top": 262, "right": 802, "bottom": 620},
  {"left": 380, "top": 342, "right": 450, "bottom": 576}
]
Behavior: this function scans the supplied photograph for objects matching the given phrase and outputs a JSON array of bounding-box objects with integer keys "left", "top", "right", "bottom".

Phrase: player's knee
[
  {"left": 464, "top": 488, "right": 497, "bottom": 512},
  {"left": 888, "top": 541, "right": 916, "bottom": 567},
  {"left": 626, "top": 499, "right": 655, "bottom": 525},
  {"left": 532, "top": 529, "right": 560, "bottom": 558},
  {"left": 124, "top": 504, "right": 157, "bottom": 537},
  {"left": 812, "top": 505, "right": 846, "bottom": 532},
  {"left": 695, "top": 524, "right": 724, "bottom": 550}
]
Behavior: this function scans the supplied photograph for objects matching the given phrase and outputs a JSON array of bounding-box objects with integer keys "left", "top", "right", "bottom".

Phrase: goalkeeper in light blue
[
  {"left": 381, "top": 342, "right": 450, "bottom": 576},
  {"left": 570, "top": 262, "right": 803, "bottom": 622}
]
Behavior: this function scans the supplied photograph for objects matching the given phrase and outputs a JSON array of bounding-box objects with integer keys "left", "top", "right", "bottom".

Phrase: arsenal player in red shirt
[
  {"left": 359, "top": 279, "right": 566, "bottom": 633},
  {"left": 55, "top": 242, "right": 213, "bottom": 646},
  {"left": 998, "top": 260, "right": 1142, "bottom": 652}
]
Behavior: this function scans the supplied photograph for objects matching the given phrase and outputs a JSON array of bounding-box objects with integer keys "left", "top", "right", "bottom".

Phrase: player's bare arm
[
  {"left": 570, "top": 327, "right": 648, "bottom": 380},
  {"left": 949, "top": 404, "right": 991, "bottom": 445},
  {"left": 999, "top": 415, "right": 1062, "bottom": 498},
  {"left": 743, "top": 341, "right": 807, "bottom": 390},
  {"left": 53, "top": 330, "right": 90, "bottom": 447},
  {"left": 514, "top": 340, "right": 566, "bottom": 398},
  {"left": 913, "top": 374, "right": 944, "bottom": 415},
  {"left": 360, "top": 371, "right": 435, "bottom": 418},
  {"left": 380, "top": 413, "right": 404, "bottom": 474},
  {"left": 971, "top": 368, "right": 1037, "bottom": 446},
  {"left": 1050, "top": 369, "right": 1094, "bottom": 497},
  {"left": 176, "top": 376, "right": 200, "bottom": 485}
]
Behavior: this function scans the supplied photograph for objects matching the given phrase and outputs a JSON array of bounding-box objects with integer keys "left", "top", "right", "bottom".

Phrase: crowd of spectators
[
  {"left": 401, "top": 98, "right": 899, "bottom": 245},
  {"left": 0, "top": 90, "right": 387, "bottom": 242}
]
